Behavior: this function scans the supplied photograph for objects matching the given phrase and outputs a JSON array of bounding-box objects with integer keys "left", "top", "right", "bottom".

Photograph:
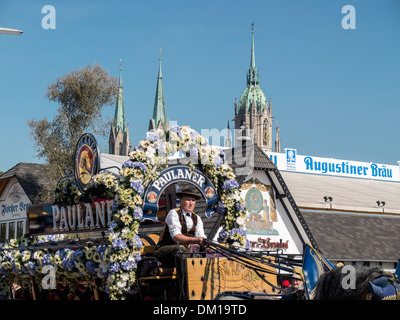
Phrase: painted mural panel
[{"left": 241, "top": 173, "right": 302, "bottom": 255}]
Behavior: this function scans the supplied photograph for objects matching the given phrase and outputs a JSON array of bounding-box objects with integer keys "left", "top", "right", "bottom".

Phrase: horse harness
[{"left": 368, "top": 276, "right": 400, "bottom": 300}]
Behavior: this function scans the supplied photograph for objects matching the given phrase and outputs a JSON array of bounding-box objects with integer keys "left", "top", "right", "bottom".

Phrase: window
[
  {"left": 0, "top": 224, "right": 6, "bottom": 243},
  {"left": 8, "top": 222, "right": 15, "bottom": 240},
  {"left": 17, "top": 221, "right": 24, "bottom": 239},
  {"left": 262, "top": 119, "right": 268, "bottom": 146}
]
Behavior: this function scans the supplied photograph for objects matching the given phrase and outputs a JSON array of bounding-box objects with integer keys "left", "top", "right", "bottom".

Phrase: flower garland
[
  {"left": 0, "top": 235, "right": 111, "bottom": 298},
  {"left": 0, "top": 125, "right": 247, "bottom": 300},
  {"left": 54, "top": 177, "right": 82, "bottom": 205},
  {"left": 106, "top": 125, "right": 247, "bottom": 298}
]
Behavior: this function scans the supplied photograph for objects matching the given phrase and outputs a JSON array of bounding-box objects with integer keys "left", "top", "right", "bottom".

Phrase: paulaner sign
[
  {"left": 143, "top": 165, "right": 219, "bottom": 220},
  {"left": 28, "top": 200, "right": 114, "bottom": 235},
  {"left": 267, "top": 149, "right": 399, "bottom": 181}
]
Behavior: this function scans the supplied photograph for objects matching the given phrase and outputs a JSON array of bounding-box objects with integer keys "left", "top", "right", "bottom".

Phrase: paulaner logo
[{"left": 143, "top": 165, "right": 219, "bottom": 218}]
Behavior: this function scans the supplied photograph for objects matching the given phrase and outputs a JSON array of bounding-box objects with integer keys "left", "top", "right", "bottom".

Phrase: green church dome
[{"left": 239, "top": 85, "right": 268, "bottom": 113}]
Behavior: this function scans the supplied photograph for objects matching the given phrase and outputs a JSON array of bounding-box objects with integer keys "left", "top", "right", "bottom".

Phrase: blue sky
[{"left": 0, "top": 0, "right": 399, "bottom": 172}]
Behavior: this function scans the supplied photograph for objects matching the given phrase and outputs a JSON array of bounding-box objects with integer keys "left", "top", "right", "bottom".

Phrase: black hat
[{"left": 176, "top": 189, "right": 201, "bottom": 200}]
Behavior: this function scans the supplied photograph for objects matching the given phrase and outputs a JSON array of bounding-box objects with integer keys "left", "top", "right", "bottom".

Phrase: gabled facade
[
  {"left": 225, "top": 144, "right": 317, "bottom": 257},
  {"left": 0, "top": 163, "right": 48, "bottom": 243}
]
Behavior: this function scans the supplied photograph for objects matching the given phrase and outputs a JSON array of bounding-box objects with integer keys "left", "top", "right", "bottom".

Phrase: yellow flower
[
  {"left": 121, "top": 214, "right": 132, "bottom": 225},
  {"left": 110, "top": 254, "right": 118, "bottom": 263},
  {"left": 140, "top": 140, "right": 151, "bottom": 149},
  {"left": 226, "top": 171, "right": 235, "bottom": 180},
  {"left": 2, "top": 262, "right": 11, "bottom": 271},
  {"left": 22, "top": 251, "right": 31, "bottom": 262},
  {"left": 85, "top": 247, "right": 95, "bottom": 260},
  {"left": 76, "top": 262, "right": 86, "bottom": 273},
  {"left": 120, "top": 167, "right": 133, "bottom": 177},
  {"left": 133, "top": 169, "right": 143, "bottom": 179},
  {"left": 19, "top": 237, "right": 29, "bottom": 246},
  {"left": 54, "top": 255, "right": 61, "bottom": 265},
  {"left": 123, "top": 189, "right": 133, "bottom": 196},
  {"left": 93, "top": 252, "right": 101, "bottom": 263},
  {"left": 133, "top": 195, "right": 142, "bottom": 206}
]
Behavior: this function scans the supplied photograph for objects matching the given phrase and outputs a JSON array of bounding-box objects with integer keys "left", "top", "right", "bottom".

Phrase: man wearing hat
[
  {"left": 281, "top": 273, "right": 306, "bottom": 300},
  {"left": 154, "top": 189, "right": 207, "bottom": 268}
]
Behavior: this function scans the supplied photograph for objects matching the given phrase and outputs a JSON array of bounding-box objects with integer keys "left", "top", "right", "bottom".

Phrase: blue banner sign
[{"left": 267, "top": 150, "right": 399, "bottom": 181}]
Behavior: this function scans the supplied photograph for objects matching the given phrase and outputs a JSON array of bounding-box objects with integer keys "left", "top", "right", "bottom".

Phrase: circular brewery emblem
[
  {"left": 74, "top": 133, "right": 100, "bottom": 192},
  {"left": 205, "top": 186, "right": 215, "bottom": 199},
  {"left": 147, "top": 191, "right": 158, "bottom": 203}
]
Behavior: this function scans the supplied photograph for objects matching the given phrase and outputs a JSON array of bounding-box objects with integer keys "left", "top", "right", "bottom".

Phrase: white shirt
[{"left": 165, "top": 209, "right": 206, "bottom": 240}]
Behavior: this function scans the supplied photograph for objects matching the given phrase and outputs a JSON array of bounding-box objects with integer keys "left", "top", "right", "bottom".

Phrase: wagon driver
[{"left": 154, "top": 189, "right": 207, "bottom": 268}]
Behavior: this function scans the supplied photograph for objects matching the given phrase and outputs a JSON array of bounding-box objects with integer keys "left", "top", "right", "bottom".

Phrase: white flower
[
  {"left": 117, "top": 280, "right": 126, "bottom": 288},
  {"left": 107, "top": 275, "right": 115, "bottom": 284},
  {"left": 236, "top": 216, "right": 245, "bottom": 226},
  {"left": 232, "top": 241, "right": 241, "bottom": 248},
  {"left": 121, "top": 273, "right": 130, "bottom": 282},
  {"left": 180, "top": 125, "right": 190, "bottom": 133},
  {"left": 209, "top": 146, "right": 219, "bottom": 158},
  {"left": 145, "top": 146, "right": 156, "bottom": 158},
  {"left": 110, "top": 232, "right": 121, "bottom": 240},
  {"left": 227, "top": 192, "right": 241, "bottom": 202},
  {"left": 220, "top": 163, "right": 230, "bottom": 172},
  {"left": 121, "top": 227, "right": 130, "bottom": 235},
  {"left": 179, "top": 140, "right": 190, "bottom": 153},
  {"left": 197, "top": 135, "right": 208, "bottom": 146},
  {"left": 9, "top": 239, "right": 17, "bottom": 247}
]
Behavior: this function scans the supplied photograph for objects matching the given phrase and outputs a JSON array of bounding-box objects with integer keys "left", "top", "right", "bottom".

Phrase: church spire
[
  {"left": 275, "top": 121, "right": 281, "bottom": 153},
  {"left": 235, "top": 24, "right": 275, "bottom": 152},
  {"left": 113, "top": 60, "right": 127, "bottom": 134},
  {"left": 226, "top": 120, "right": 232, "bottom": 147},
  {"left": 250, "top": 23, "right": 256, "bottom": 69},
  {"left": 247, "top": 23, "right": 260, "bottom": 87},
  {"left": 109, "top": 59, "right": 131, "bottom": 156},
  {"left": 149, "top": 50, "right": 168, "bottom": 132}
]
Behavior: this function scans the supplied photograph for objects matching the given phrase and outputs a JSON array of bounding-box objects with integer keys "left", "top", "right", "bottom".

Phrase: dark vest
[{"left": 157, "top": 208, "right": 198, "bottom": 248}]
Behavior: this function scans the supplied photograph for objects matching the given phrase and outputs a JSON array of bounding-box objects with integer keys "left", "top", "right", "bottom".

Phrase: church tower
[
  {"left": 149, "top": 55, "right": 169, "bottom": 133},
  {"left": 234, "top": 24, "right": 280, "bottom": 152},
  {"left": 109, "top": 61, "right": 131, "bottom": 156}
]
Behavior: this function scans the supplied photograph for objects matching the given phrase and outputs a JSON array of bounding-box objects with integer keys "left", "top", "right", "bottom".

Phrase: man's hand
[{"left": 173, "top": 234, "right": 206, "bottom": 246}]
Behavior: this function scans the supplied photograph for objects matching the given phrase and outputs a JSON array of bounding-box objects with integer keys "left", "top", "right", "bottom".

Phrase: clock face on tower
[{"left": 263, "top": 130, "right": 270, "bottom": 144}]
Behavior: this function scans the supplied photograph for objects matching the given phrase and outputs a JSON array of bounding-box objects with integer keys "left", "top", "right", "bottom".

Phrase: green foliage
[{"left": 28, "top": 63, "right": 118, "bottom": 202}]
